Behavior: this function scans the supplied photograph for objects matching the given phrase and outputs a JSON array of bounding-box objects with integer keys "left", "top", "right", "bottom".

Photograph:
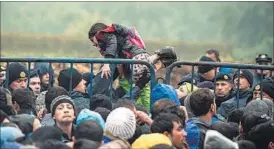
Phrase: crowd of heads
[{"left": 0, "top": 49, "right": 274, "bottom": 149}]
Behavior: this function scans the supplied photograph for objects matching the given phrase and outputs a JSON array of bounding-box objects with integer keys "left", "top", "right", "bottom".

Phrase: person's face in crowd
[
  {"left": 53, "top": 103, "right": 75, "bottom": 124},
  {"left": 205, "top": 53, "right": 217, "bottom": 62},
  {"left": 215, "top": 81, "right": 232, "bottom": 97},
  {"left": 255, "top": 69, "right": 271, "bottom": 76},
  {"left": 10, "top": 78, "right": 27, "bottom": 90},
  {"left": 253, "top": 90, "right": 273, "bottom": 101},
  {"left": 0, "top": 71, "right": 6, "bottom": 84},
  {"left": 29, "top": 76, "right": 41, "bottom": 95},
  {"left": 75, "top": 79, "right": 86, "bottom": 93},
  {"left": 154, "top": 59, "right": 164, "bottom": 71},
  {"left": 233, "top": 76, "right": 250, "bottom": 90},
  {"left": 90, "top": 36, "right": 99, "bottom": 47},
  {"left": 203, "top": 69, "right": 216, "bottom": 81},
  {"left": 268, "top": 141, "right": 274, "bottom": 149},
  {"left": 255, "top": 62, "right": 272, "bottom": 76},
  {"left": 168, "top": 121, "right": 187, "bottom": 149},
  {"left": 41, "top": 73, "right": 49, "bottom": 84}
]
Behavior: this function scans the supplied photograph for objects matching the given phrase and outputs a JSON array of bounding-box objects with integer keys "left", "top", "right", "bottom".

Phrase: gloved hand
[{"left": 135, "top": 70, "right": 150, "bottom": 90}]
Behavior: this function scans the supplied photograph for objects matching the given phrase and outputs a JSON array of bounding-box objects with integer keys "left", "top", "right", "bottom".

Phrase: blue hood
[
  {"left": 151, "top": 84, "right": 181, "bottom": 106},
  {"left": 34, "top": 62, "right": 54, "bottom": 85}
]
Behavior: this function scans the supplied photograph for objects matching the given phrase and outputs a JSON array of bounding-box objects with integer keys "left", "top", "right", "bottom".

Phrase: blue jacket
[{"left": 186, "top": 118, "right": 210, "bottom": 149}]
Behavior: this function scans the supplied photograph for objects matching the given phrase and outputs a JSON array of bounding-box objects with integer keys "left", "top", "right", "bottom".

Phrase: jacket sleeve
[
  {"left": 103, "top": 33, "right": 117, "bottom": 58},
  {"left": 113, "top": 24, "right": 130, "bottom": 36}
]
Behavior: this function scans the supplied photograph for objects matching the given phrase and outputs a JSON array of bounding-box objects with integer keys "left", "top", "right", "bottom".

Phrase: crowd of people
[{"left": 0, "top": 23, "right": 274, "bottom": 149}]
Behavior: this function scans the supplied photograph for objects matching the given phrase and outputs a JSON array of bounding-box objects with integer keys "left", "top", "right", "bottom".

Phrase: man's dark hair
[
  {"left": 151, "top": 99, "right": 176, "bottom": 119},
  {"left": 189, "top": 88, "right": 214, "bottom": 116},
  {"left": 88, "top": 23, "right": 108, "bottom": 38},
  {"left": 12, "top": 88, "right": 35, "bottom": 111},
  {"left": 74, "top": 120, "right": 103, "bottom": 143},
  {"left": 31, "top": 126, "right": 62, "bottom": 143},
  {"left": 74, "top": 139, "right": 100, "bottom": 149},
  {"left": 237, "top": 140, "right": 256, "bottom": 149},
  {"left": 210, "top": 122, "right": 239, "bottom": 140},
  {"left": 160, "top": 105, "right": 186, "bottom": 127},
  {"left": 150, "top": 144, "right": 174, "bottom": 149},
  {"left": 151, "top": 113, "right": 182, "bottom": 134},
  {"left": 89, "top": 94, "right": 112, "bottom": 111},
  {"left": 45, "top": 86, "right": 68, "bottom": 112},
  {"left": 227, "top": 109, "right": 244, "bottom": 124},
  {"left": 37, "top": 139, "right": 71, "bottom": 149},
  {"left": 94, "top": 107, "right": 110, "bottom": 122},
  {"left": 206, "top": 49, "right": 220, "bottom": 62},
  {"left": 113, "top": 99, "right": 135, "bottom": 111}
]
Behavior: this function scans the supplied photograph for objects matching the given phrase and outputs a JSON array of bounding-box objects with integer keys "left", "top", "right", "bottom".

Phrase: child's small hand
[{"left": 101, "top": 64, "right": 111, "bottom": 79}]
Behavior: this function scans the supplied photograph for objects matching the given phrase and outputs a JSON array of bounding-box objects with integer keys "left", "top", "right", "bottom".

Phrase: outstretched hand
[{"left": 100, "top": 64, "right": 111, "bottom": 79}]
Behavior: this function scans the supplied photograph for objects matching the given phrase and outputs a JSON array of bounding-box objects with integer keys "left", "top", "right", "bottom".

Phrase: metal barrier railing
[
  {"left": 0, "top": 57, "right": 156, "bottom": 107},
  {"left": 165, "top": 61, "right": 274, "bottom": 108}
]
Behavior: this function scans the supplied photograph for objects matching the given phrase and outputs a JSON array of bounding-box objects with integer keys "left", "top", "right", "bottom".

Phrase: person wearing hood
[
  {"left": 178, "top": 56, "right": 217, "bottom": 86},
  {"left": 28, "top": 69, "right": 41, "bottom": 97},
  {"left": 185, "top": 88, "right": 216, "bottom": 149},
  {"left": 151, "top": 83, "right": 181, "bottom": 107},
  {"left": 34, "top": 62, "right": 54, "bottom": 92},
  {"left": 58, "top": 68, "right": 90, "bottom": 114},
  {"left": 218, "top": 69, "right": 253, "bottom": 118},
  {"left": 0, "top": 126, "right": 25, "bottom": 149},
  {"left": 215, "top": 73, "right": 235, "bottom": 108}
]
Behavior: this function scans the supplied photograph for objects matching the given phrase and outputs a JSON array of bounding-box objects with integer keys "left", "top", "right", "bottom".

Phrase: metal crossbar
[
  {"left": 1, "top": 57, "right": 156, "bottom": 107},
  {"left": 165, "top": 61, "right": 274, "bottom": 109}
]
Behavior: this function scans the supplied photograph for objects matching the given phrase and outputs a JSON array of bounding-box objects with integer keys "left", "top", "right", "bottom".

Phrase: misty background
[{"left": 1, "top": 2, "right": 273, "bottom": 63}]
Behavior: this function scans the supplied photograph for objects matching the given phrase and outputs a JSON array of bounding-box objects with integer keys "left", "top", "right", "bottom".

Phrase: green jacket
[{"left": 118, "top": 77, "right": 150, "bottom": 109}]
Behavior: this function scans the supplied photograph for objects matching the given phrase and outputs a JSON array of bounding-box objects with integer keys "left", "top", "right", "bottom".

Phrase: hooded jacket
[
  {"left": 34, "top": 62, "right": 54, "bottom": 91},
  {"left": 204, "top": 130, "right": 239, "bottom": 149},
  {"left": 118, "top": 77, "right": 150, "bottom": 109},
  {"left": 95, "top": 24, "right": 147, "bottom": 59}
]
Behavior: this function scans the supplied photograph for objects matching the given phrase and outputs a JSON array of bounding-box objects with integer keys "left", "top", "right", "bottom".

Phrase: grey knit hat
[
  {"left": 105, "top": 107, "right": 136, "bottom": 140},
  {"left": 244, "top": 99, "right": 269, "bottom": 116},
  {"left": 50, "top": 95, "right": 75, "bottom": 117}
]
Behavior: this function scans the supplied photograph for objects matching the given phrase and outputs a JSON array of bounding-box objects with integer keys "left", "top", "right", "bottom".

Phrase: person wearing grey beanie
[{"left": 51, "top": 95, "right": 76, "bottom": 142}]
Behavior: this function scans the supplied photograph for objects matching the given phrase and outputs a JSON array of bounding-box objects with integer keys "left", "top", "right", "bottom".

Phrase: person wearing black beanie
[
  {"left": 51, "top": 95, "right": 76, "bottom": 142},
  {"left": 178, "top": 56, "right": 217, "bottom": 86},
  {"left": 233, "top": 69, "right": 253, "bottom": 90},
  {"left": 58, "top": 68, "right": 90, "bottom": 114},
  {"left": 218, "top": 70, "right": 254, "bottom": 118},
  {"left": 260, "top": 78, "right": 274, "bottom": 101},
  {"left": 7, "top": 62, "right": 28, "bottom": 92}
]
